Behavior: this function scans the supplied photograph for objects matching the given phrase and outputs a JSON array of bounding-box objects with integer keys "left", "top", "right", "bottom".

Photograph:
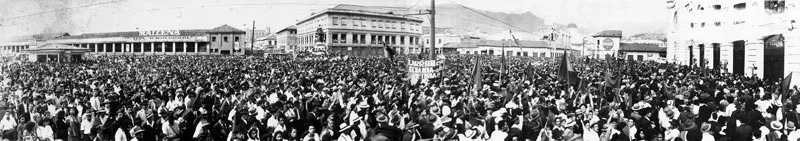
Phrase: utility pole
[
  {"left": 251, "top": 20, "right": 256, "bottom": 54},
  {"left": 429, "top": 0, "right": 436, "bottom": 60}
]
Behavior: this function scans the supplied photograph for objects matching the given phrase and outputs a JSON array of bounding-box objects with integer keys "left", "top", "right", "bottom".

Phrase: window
[
  {"left": 224, "top": 37, "right": 229, "bottom": 42},
  {"left": 401, "top": 22, "right": 406, "bottom": 30},
  {"left": 765, "top": 0, "right": 785, "bottom": 13},
  {"left": 212, "top": 37, "right": 217, "bottom": 42},
  {"left": 400, "top": 36, "right": 405, "bottom": 45},
  {"left": 332, "top": 17, "right": 339, "bottom": 25},
  {"left": 523, "top": 52, "right": 528, "bottom": 56},
  {"left": 341, "top": 17, "right": 347, "bottom": 26},
  {"left": 713, "top": 5, "right": 722, "bottom": 10},
  {"left": 715, "top": 22, "right": 722, "bottom": 26},
  {"left": 438, "top": 39, "right": 442, "bottom": 44},
  {"left": 466, "top": 51, "right": 470, "bottom": 54},
  {"left": 371, "top": 35, "right": 376, "bottom": 44},
  {"left": 361, "top": 19, "right": 366, "bottom": 27},
  {"left": 426, "top": 39, "right": 430, "bottom": 44},
  {"left": 360, "top": 35, "right": 366, "bottom": 44},
  {"left": 235, "top": 36, "right": 240, "bottom": 42},
  {"left": 332, "top": 34, "right": 339, "bottom": 43},
  {"left": 353, "top": 18, "right": 358, "bottom": 26},
  {"left": 690, "top": 23, "right": 694, "bottom": 28},
  {"left": 734, "top": 3, "right": 746, "bottom": 10},
  {"left": 352, "top": 34, "right": 358, "bottom": 43},
  {"left": 637, "top": 55, "right": 644, "bottom": 61},
  {"left": 341, "top": 34, "right": 347, "bottom": 43},
  {"left": 734, "top": 21, "right": 746, "bottom": 25},
  {"left": 371, "top": 20, "right": 376, "bottom": 28},
  {"left": 701, "top": 22, "right": 705, "bottom": 27}
]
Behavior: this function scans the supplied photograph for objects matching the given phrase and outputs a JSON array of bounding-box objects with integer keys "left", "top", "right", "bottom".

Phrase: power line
[
  {"left": 447, "top": 1, "right": 537, "bottom": 35},
  {"left": 4, "top": 0, "right": 125, "bottom": 20},
  {"left": 406, "top": 0, "right": 423, "bottom": 9}
]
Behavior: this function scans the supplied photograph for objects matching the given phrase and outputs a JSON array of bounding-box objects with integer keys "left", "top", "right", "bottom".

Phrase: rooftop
[
  {"left": 297, "top": 4, "right": 423, "bottom": 24},
  {"left": 25, "top": 43, "right": 92, "bottom": 51},
  {"left": 208, "top": 25, "right": 246, "bottom": 34},
  {"left": 276, "top": 25, "right": 297, "bottom": 34},
  {"left": 442, "top": 39, "right": 551, "bottom": 48},
  {"left": 593, "top": 30, "right": 622, "bottom": 37}
]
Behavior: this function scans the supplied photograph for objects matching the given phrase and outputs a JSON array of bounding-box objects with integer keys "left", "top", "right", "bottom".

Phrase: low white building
[
  {"left": 454, "top": 39, "right": 573, "bottom": 57},
  {"left": 619, "top": 43, "right": 667, "bottom": 62}
]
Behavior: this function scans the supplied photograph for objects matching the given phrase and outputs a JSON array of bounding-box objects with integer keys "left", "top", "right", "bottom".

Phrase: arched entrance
[
  {"left": 733, "top": 40, "right": 746, "bottom": 75},
  {"left": 764, "top": 35, "right": 785, "bottom": 81},
  {"left": 713, "top": 43, "right": 721, "bottom": 71}
]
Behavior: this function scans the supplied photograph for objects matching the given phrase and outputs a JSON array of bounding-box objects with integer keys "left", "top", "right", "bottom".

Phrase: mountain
[{"left": 419, "top": 4, "right": 545, "bottom": 37}]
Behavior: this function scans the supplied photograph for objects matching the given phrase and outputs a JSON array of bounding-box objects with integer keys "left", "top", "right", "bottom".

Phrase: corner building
[
  {"left": 294, "top": 4, "right": 424, "bottom": 56},
  {"left": 665, "top": 0, "right": 800, "bottom": 85}
]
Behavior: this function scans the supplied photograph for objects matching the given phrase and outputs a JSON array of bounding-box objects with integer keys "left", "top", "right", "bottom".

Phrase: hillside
[{"left": 419, "top": 4, "right": 546, "bottom": 36}]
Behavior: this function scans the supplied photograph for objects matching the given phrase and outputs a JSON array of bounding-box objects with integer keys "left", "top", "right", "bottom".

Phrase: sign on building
[{"left": 138, "top": 30, "right": 181, "bottom": 36}]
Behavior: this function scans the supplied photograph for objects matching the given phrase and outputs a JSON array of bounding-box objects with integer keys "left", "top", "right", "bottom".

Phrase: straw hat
[
  {"left": 771, "top": 121, "right": 784, "bottom": 130},
  {"left": 700, "top": 123, "right": 711, "bottom": 132}
]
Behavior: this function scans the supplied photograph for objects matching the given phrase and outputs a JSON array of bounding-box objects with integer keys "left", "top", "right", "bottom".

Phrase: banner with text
[{"left": 408, "top": 59, "right": 443, "bottom": 84}]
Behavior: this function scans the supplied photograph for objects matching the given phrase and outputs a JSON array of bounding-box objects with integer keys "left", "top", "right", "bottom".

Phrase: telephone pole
[
  {"left": 251, "top": 20, "right": 256, "bottom": 54},
  {"left": 429, "top": 0, "right": 436, "bottom": 60}
]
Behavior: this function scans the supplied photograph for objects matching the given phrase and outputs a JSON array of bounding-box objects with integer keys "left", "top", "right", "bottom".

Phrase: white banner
[{"left": 408, "top": 60, "right": 443, "bottom": 84}]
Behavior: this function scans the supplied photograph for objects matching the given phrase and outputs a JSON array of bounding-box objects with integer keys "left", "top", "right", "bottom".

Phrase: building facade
[
  {"left": 665, "top": 0, "right": 799, "bottom": 83},
  {"left": 454, "top": 39, "right": 573, "bottom": 57},
  {"left": 619, "top": 43, "right": 667, "bottom": 62},
  {"left": 275, "top": 25, "right": 298, "bottom": 52},
  {"left": 420, "top": 33, "right": 464, "bottom": 55},
  {"left": 589, "top": 30, "right": 623, "bottom": 60},
  {"left": 294, "top": 4, "right": 424, "bottom": 56},
  {"left": 0, "top": 25, "right": 247, "bottom": 56}
]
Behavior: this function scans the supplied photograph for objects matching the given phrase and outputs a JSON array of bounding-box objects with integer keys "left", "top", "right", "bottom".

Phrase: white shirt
[
  {"left": 725, "top": 103, "right": 737, "bottom": 117},
  {"left": 755, "top": 100, "right": 772, "bottom": 113},
  {"left": 36, "top": 125, "right": 54, "bottom": 141},
  {"left": 90, "top": 96, "right": 102, "bottom": 110},
  {"left": 702, "top": 132, "right": 715, "bottom": 141},
  {"left": 665, "top": 129, "right": 680, "bottom": 141},
  {"left": 0, "top": 114, "right": 16, "bottom": 130},
  {"left": 81, "top": 118, "right": 93, "bottom": 134},
  {"left": 115, "top": 128, "right": 128, "bottom": 141},
  {"left": 788, "top": 130, "right": 800, "bottom": 141},
  {"left": 489, "top": 131, "right": 508, "bottom": 141}
]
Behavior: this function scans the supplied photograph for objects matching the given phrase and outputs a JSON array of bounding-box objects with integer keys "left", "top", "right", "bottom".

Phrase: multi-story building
[
  {"left": 294, "top": 4, "right": 424, "bottom": 56},
  {"left": 0, "top": 25, "right": 247, "bottom": 56},
  {"left": 665, "top": 0, "right": 799, "bottom": 82},
  {"left": 275, "top": 25, "right": 298, "bottom": 52}
]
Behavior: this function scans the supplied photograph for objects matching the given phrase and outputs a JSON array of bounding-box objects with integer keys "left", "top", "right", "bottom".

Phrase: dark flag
[
  {"left": 781, "top": 72, "right": 793, "bottom": 100},
  {"left": 472, "top": 57, "right": 483, "bottom": 94},
  {"left": 558, "top": 50, "right": 578, "bottom": 85},
  {"left": 383, "top": 42, "right": 396, "bottom": 60},
  {"left": 603, "top": 71, "right": 622, "bottom": 88}
]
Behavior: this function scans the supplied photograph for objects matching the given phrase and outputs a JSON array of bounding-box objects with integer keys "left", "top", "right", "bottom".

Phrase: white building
[
  {"left": 588, "top": 30, "right": 623, "bottom": 60},
  {"left": 454, "top": 39, "right": 573, "bottom": 57},
  {"left": 294, "top": 4, "right": 424, "bottom": 56},
  {"left": 275, "top": 25, "right": 298, "bottom": 52},
  {"left": 665, "top": 0, "right": 799, "bottom": 83},
  {"left": 420, "top": 33, "right": 464, "bottom": 54}
]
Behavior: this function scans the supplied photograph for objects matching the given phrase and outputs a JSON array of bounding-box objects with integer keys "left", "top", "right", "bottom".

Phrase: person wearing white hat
[{"left": 700, "top": 123, "right": 715, "bottom": 141}]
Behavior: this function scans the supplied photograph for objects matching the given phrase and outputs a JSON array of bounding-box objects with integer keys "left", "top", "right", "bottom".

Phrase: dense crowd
[{"left": 0, "top": 53, "right": 797, "bottom": 141}]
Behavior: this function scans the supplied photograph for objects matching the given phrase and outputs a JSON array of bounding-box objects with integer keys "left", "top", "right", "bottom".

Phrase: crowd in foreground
[{"left": 0, "top": 53, "right": 797, "bottom": 141}]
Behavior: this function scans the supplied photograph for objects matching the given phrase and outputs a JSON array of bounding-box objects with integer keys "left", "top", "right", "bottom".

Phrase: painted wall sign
[
  {"left": 139, "top": 30, "right": 181, "bottom": 36},
  {"left": 603, "top": 38, "right": 614, "bottom": 50}
]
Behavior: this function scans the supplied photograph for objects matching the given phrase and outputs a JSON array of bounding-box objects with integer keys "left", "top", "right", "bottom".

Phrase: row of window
[
  {"left": 330, "top": 16, "right": 421, "bottom": 32},
  {"left": 210, "top": 36, "right": 240, "bottom": 42},
  {"left": 0, "top": 46, "right": 29, "bottom": 52},
  {"left": 463, "top": 50, "right": 553, "bottom": 57},
  {"left": 68, "top": 43, "right": 208, "bottom": 53},
  {"left": 299, "top": 33, "right": 421, "bottom": 46},
  {"left": 689, "top": 21, "right": 744, "bottom": 28}
]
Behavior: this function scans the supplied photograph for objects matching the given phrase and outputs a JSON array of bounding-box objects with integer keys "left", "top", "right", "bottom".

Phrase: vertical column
[
  {"left": 366, "top": 33, "right": 372, "bottom": 45},
  {"left": 112, "top": 43, "right": 116, "bottom": 54},
  {"left": 140, "top": 43, "right": 144, "bottom": 53},
  {"left": 745, "top": 39, "right": 764, "bottom": 78},
  {"left": 161, "top": 42, "right": 166, "bottom": 53},
  {"left": 172, "top": 42, "right": 176, "bottom": 54},
  {"left": 151, "top": 42, "right": 155, "bottom": 53},
  {"left": 183, "top": 42, "right": 187, "bottom": 53},
  {"left": 103, "top": 43, "right": 107, "bottom": 54},
  {"left": 786, "top": 31, "right": 800, "bottom": 88},
  {"left": 194, "top": 42, "right": 199, "bottom": 54}
]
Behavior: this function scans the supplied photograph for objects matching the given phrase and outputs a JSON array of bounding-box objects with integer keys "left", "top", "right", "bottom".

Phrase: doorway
[
  {"left": 220, "top": 50, "right": 231, "bottom": 55},
  {"left": 733, "top": 40, "right": 746, "bottom": 75},
  {"left": 764, "top": 35, "right": 785, "bottom": 81},
  {"left": 713, "top": 43, "right": 721, "bottom": 71}
]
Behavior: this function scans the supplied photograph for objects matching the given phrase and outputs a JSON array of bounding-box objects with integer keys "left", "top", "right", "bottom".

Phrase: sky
[{"left": 0, "top": 0, "right": 669, "bottom": 37}]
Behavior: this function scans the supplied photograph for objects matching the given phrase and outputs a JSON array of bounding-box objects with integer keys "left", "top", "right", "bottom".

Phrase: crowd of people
[{"left": 0, "top": 53, "right": 797, "bottom": 141}]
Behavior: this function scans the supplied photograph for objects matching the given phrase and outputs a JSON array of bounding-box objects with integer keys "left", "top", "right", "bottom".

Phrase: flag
[
  {"left": 472, "top": 57, "right": 483, "bottom": 94},
  {"left": 383, "top": 42, "right": 396, "bottom": 60},
  {"left": 781, "top": 72, "right": 793, "bottom": 100},
  {"left": 558, "top": 50, "right": 578, "bottom": 85},
  {"left": 603, "top": 71, "right": 622, "bottom": 88}
]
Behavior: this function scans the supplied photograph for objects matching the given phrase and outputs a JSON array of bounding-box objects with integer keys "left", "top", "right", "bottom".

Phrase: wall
[{"left": 622, "top": 51, "right": 663, "bottom": 62}]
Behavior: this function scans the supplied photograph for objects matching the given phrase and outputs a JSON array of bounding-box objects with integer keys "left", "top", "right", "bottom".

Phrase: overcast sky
[{"left": 0, "top": 0, "right": 669, "bottom": 36}]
